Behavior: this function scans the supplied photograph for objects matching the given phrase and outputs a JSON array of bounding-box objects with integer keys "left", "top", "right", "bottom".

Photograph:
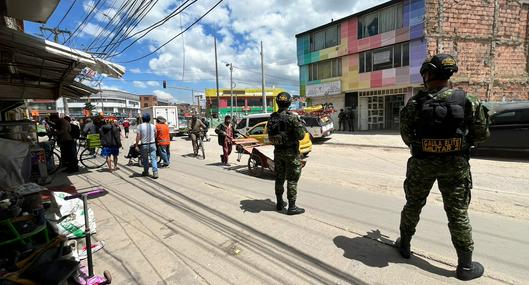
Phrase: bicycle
[
  {"left": 78, "top": 134, "right": 106, "bottom": 169},
  {"left": 191, "top": 131, "right": 206, "bottom": 159},
  {"left": 45, "top": 138, "right": 62, "bottom": 174}
]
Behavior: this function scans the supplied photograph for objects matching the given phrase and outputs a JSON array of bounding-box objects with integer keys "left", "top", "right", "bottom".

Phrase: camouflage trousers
[
  {"left": 400, "top": 155, "right": 474, "bottom": 252},
  {"left": 274, "top": 149, "right": 302, "bottom": 201}
]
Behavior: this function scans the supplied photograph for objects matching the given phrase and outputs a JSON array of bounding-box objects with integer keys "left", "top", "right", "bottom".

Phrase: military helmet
[
  {"left": 420, "top": 54, "right": 459, "bottom": 80},
  {"left": 276, "top": 92, "right": 292, "bottom": 108}
]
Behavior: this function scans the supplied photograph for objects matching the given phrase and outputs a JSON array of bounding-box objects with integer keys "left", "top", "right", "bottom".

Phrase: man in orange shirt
[{"left": 156, "top": 116, "right": 171, "bottom": 167}]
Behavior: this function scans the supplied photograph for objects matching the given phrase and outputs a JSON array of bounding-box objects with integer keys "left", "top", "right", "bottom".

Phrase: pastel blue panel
[
  {"left": 410, "top": 22, "right": 424, "bottom": 39},
  {"left": 403, "top": 0, "right": 410, "bottom": 27},
  {"left": 410, "top": 0, "right": 425, "bottom": 26},
  {"left": 410, "top": 39, "right": 426, "bottom": 83}
]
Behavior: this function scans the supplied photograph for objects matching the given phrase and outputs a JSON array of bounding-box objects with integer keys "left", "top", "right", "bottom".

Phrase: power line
[
  {"left": 106, "top": 0, "right": 197, "bottom": 58},
  {"left": 87, "top": 0, "right": 195, "bottom": 53},
  {"left": 63, "top": 0, "right": 105, "bottom": 44},
  {"left": 117, "top": 0, "right": 223, "bottom": 64},
  {"left": 54, "top": 0, "right": 78, "bottom": 33}
]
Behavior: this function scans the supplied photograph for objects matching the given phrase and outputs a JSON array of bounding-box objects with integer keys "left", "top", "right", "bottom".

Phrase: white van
[{"left": 236, "top": 113, "right": 271, "bottom": 135}]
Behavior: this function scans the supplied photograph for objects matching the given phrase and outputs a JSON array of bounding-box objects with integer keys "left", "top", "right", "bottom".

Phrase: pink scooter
[{"left": 65, "top": 189, "right": 112, "bottom": 285}]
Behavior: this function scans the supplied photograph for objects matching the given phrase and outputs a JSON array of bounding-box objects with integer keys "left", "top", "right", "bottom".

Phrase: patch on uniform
[
  {"left": 442, "top": 57, "right": 456, "bottom": 67},
  {"left": 421, "top": 138, "right": 462, "bottom": 153}
]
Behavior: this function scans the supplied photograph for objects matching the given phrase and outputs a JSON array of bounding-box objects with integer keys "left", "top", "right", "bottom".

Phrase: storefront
[{"left": 357, "top": 87, "right": 410, "bottom": 131}]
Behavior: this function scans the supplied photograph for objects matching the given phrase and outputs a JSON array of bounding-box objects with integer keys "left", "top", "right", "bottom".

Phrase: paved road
[{"left": 62, "top": 133, "right": 528, "bottom": 284}]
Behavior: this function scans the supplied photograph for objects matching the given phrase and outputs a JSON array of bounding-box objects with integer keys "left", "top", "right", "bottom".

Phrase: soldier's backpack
[
  {"left": 268, "top": 111, "right": 290, "bottom": 146},
  {"left": 415, "top": 89, "right": 467, "bottom": 154},
  {"left": 70, "top": 123, "right": 81, "bottom": 140}
]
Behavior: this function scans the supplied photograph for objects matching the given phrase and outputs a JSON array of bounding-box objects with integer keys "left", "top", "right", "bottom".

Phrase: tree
[{"left": 83, "top": 102, "right": 96, "bottom": 116}]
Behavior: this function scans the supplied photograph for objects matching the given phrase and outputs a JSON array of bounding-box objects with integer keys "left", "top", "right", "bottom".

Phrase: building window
[
  {"left": 308, "top": 58, "right": 342, "bottom": 81},
  {"left": 310, "top": 24, "right": 340, "bottom": 51},
  {"left": 358, "top": 3, "right": 403, "bottom": 39},
  {"left": 359, "top": 42, "right": 409, "bottom": 73},
  {"left": 143, "top": 103, "right": 149, "bottom": 107}
]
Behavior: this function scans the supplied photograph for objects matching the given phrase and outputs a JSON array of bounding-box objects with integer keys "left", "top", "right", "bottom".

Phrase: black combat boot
[
  {"left": 456, "top": 251, "right": 484, "bottom": 281},
  {"left": 276, "top": 195, "right": 287, "bottom": 211},
  {"left": 287, "top": 200, "right": 305, "bottom": 215},
  {"left": 396, "top": 236, "right": 412, "bottom": 259}
]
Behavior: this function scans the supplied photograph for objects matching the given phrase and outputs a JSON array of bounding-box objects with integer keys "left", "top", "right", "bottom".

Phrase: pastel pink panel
[
  {"left": 382, "top": 69, "right": 396, "bottom": 86},
  {"left": 395, "top": 27, "right": 410, "bottom": 43},
  {"left": 358, "top": 38, "right": 370, "bottom": 51},
  {"left": 370, "top": 34, "right": 382, "bottom": 49},
  {"left": 220, "top": 99, "right": 228, "bottom": 108},
  {"left": 371, "top": 71, "right": 383, "bottom": 88},
  {"left": 380, "top": 30, "right": 396, "bottom": 47}
]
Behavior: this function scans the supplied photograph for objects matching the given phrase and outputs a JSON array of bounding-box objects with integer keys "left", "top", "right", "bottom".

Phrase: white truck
[{"left": 141, "top": 106, "right": 180, "bottom": 140}]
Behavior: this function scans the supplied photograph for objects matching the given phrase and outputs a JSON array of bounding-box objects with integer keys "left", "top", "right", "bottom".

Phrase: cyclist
[{"left": 188, "top": 114, "right": 206, "bottom": 156}]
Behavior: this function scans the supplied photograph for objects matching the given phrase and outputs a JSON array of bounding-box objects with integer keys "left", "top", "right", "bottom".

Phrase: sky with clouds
[{"left": 26, "top": 0, "right": 388, "bottom": 103}]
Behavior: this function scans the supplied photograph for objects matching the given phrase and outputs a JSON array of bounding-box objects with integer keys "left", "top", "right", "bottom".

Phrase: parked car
[
  {"left": 245, "top": 121, "right": 313, "bottom": 155},
  {"left": 236, "top": 113, "right": 271, "bottom": 136},
  {"left": 474, "top": 102, "right": 529, "bottom": 153},
  {"left": 301, "top": 115, "right": 334, "bottom": 139}
]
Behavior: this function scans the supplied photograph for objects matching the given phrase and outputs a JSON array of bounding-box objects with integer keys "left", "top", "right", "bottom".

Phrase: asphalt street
[{"left": 59, "top": 132, "right": 529, "bottom": 284}]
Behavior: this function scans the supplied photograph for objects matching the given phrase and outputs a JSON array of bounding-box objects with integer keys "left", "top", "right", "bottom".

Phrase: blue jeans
[
  {"left": 158, "top": 145, "right": 170, "bottom": 165},
  {"left": 141, "top": 144, "right": 158, "bottom": 173}
]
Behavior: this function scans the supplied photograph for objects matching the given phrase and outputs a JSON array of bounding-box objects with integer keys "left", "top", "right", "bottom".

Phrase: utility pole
[
  {"left": 41, "top": 26, "right": 72, "bottom": 116},
  {"left": 226, "top": 63, "right": 234, "bottom": 117},
  {"left": 214, "top": 37, "right": 220, "bottom": 117},
  {"left": 260, "top": 41, "right": 267, "bottom": 113}
]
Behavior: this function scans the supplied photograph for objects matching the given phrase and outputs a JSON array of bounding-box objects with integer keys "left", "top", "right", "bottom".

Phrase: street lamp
[{"left": 226, "top": 63, "right": 234, "bottom": 117}]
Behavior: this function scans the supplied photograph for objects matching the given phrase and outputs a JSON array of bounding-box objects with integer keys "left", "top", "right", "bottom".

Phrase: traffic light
[{"left": 163, "top": 80, "right": 167, "bottom": 89}]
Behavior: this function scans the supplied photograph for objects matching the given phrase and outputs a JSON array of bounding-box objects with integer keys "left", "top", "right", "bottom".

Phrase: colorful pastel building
[
  {"left": 296, "top": 0, "right": 426, "bottom": 130},
  {"left": 205, "top": 88, "right": 284, "bottom": 118},
  {"left": 297, "top": 0, "right": 529, "bottom": 131}
]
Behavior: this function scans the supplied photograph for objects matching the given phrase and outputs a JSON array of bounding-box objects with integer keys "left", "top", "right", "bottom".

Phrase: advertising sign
[{"left": 306, "top": 81, "right": 341, "bottom": 98}]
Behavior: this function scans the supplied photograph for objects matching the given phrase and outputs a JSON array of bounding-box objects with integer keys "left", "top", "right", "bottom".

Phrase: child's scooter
[{"left": 65, "top": 189, "right": 112, "bottom": 285}]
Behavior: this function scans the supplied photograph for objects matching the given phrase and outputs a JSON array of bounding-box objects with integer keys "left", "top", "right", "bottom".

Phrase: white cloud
[
  {"left": 130, "top": 68, "right": 142, "bottom": 74},
  {"left": 83, "top": 0, "right": 389, "bottom": 92},
  {"left": 153, "top": 90, "right": 177, "bottom": 102},
  {"left": 133, "top": 81, "right": 147, "bottom": 88},
  {"left": 146, "top": 81, "right": 160, "bottom": 87}
]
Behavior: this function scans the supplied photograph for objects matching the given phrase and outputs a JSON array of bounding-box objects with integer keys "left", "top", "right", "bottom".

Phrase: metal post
[
  {"left": 261, "top": 41, "right": 266, "bottom": 112},
  {"left": 214, "top": 37, "right": 220, "bottom": 116},
  {"left": 99, "top": 83, "right": 104, "bottom": 115},
  {"left": 228, "top": 63, "right": 234, "bottom": 117}
]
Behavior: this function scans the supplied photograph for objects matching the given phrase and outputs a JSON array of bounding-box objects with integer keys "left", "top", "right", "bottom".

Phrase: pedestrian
[
  {"left": 123, "top": 119, "right": 130, "bottom": 138},
  {"left": 156, "top": 116, "right": 171, "bottom": 167},
  {"left": 338, "top": 109, "right": 346, "bottom": 131},
  {"left": 135, "top": 113, "right": 158, "bottom": 178},
  {"left": 100, "top": 119, "right": 122, "bottom": 172},
  {"left": 268, "top": 92, "right": 306, "bottom": 215},
  {"left": 188, "top": 114, "right": 206, "bottom": 156},
  {"left": 50, "top": 114, "right": 78, "bottom": 173},
  {"left": 82, "top": 118, "right": 97, "bottom": 136},
  {"left": 346, "top": 108, "right": 355, "bottom": 132},
  {"left": 201, "top": 117, "right": 210, "bottom": 141},
  {"left": 215, "top": 115, "right": 236, "bottom": 165},
  {"left": 397, "top": 54, "right": 490, "bottom": 281}
]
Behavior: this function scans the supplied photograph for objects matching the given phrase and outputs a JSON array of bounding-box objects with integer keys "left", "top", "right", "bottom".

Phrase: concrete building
[
  {"left": 65, "top": 89, "right": 141, "bottom": 118},
  {"left": 205, "top": 88, "right": 284, "bottom": 117},
  {"left": 296, "top": 0, "right": 529, "bottom": 130},
  {"left": 140, "top": 95, "right": 170, "bottom": 108}
]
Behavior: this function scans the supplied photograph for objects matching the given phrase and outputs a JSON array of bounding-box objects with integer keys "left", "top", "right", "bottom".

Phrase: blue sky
[{"left": 25, "top": 0, "right": 387, "bottom": 103}]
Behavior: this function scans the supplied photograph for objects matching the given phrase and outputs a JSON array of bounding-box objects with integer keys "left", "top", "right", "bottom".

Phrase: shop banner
[{"left": 306, "top": 81, "right": 341, "bottom": 98}]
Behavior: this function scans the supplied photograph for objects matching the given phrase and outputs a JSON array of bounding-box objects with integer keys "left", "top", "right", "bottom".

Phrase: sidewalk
[{"left": 322, "top": 131, "right": 408, "bottom": 149}]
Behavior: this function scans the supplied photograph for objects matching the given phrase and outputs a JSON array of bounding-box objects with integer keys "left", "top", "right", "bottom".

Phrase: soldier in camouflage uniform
[
  {"left": 268, "top": 92, "right": 306, "bottom": 215},
  {"left": 397, "top": 54, "right": 490, "bottom": 281}
]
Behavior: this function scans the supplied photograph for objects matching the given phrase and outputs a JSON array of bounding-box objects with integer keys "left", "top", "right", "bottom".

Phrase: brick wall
[{"left": 425, "top": 0, "right": 529, "bottom": 101}]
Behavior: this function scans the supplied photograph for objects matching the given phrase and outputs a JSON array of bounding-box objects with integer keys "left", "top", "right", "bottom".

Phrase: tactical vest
[
  {"left": 413, "top": 89, "right": 467, "bottom": 156},
  {"left": 268, "top": 111, "right": 298, "bottom": 150}
]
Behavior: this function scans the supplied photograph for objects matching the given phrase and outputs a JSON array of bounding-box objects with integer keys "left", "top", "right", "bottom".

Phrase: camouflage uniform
[
  {"left": 273, "top": 111, "right": 305, "bottom": 202},
  {"left": 399, "top": 88, "right": 489, "bottom": 253}
]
